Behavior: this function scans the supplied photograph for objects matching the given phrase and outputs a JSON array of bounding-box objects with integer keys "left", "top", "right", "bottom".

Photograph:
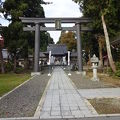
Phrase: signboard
[{"left": 55, "top": 20, "right": 62, "bottom": 30}]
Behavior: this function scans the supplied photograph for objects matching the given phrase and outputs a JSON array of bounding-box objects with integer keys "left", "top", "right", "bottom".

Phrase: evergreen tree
[
  {"left": 1, "top": 0, "right": 53, "bottom": 72},
  {"left": 73, "top": 0, "right": 120, "bottom": 72}
]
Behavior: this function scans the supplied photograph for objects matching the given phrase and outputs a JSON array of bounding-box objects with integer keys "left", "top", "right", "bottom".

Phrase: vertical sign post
[
  {"left": 68, "top": 51, "right": 71, "bottom": 76},
  {"left": 48, "top": 51, "right": 51, "bottom": 76}
]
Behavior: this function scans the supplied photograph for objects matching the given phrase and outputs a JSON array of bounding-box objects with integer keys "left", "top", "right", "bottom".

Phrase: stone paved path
[
  {"left": 35, "top": 67, "right": 98, "bottom": 119},
  {"left": 78, "top": 88, "right": 120, "bottom": 99}
]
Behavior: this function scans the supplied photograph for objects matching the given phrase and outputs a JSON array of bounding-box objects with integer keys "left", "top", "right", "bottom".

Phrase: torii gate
[{"left": 19, "top": 17, "right": 91, "bottom": 75}]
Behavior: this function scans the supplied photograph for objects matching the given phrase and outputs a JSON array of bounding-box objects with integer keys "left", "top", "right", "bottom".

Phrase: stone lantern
[{"left": 91, "top": 54, "right": 99, "bottom": 81}]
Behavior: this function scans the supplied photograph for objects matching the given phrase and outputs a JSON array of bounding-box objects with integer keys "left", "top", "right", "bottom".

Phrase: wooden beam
[{"left": 23, "top": 26, "right": 92, "bottom": 32}]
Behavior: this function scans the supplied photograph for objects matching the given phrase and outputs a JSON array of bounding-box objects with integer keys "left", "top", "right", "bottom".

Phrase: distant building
[
  {"left": 44, "top": 44, "right": 68, "bottom": 65},
  {"left": 2, "top": 44, "right": 78, "bottom": 68},
  {"left": 45, "top": 44, "right": 68, "bottom": 56},
  {"left": 103, "top": 37, "right": 120, "bottom": 66},
  {"left": 111, "top": 37, "right": 120, "bottom": 47},
  {"left": 2, "top": 49, "right": 10, "bottom": 62}
]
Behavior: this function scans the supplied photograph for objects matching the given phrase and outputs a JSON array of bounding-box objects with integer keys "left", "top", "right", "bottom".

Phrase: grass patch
[
  {"left": 89, "top": 98, "right": 120, "bottom": 114},
  {"left": 0, "top": 73, "right": 30, "bottom": 97}
]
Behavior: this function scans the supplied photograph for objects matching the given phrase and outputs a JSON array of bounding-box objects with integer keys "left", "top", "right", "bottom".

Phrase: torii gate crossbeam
[{"left": 20, "top": 17, "right": 91, "bottom": 23}]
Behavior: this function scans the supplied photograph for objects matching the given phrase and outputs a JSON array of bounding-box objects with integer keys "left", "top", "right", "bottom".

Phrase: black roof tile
[{"left": 47, "top": 44, "right": 68, "bottom": 55}]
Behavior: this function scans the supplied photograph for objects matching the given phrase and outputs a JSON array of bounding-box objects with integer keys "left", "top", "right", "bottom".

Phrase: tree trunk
[
  {"left": 98, "top": 39, "right": 103, "bottom": 67},
  {"left": 0, "top": 47, "right": 5, "bottom": 73},
  {"left": 24, "top": 58, "right": 28, "bottom": 70},
  {"left": 101, "top": 14, "right": 116, "bottom": 72},
  {"left": 87, "top": 50, "right": 91, "bottom": 66},
  {"left": 13, "top": 54, "right": 17, "bottom": 72}
]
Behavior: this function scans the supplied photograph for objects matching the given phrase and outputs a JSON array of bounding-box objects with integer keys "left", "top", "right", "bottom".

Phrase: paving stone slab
[
  {"left": 78, "top": 88, "right": 120, "bottom": 99},
  {"left": 1, "top": 116, "right": 120, "bottom": 120}
]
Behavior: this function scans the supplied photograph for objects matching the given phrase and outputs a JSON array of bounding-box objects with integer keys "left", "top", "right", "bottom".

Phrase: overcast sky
[
  {"left": 0, "top": 0, "right": 82, "bottom": 43},
  {"left": 42, "top": 0, "right": 82, "bottom": 43}
]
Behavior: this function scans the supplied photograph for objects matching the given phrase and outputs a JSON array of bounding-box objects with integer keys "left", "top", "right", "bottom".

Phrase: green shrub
[
  {"left": 107, "top": 67, "right": 113, "bottom": 75},
  {"left": 116, "top": 62, "right": 120, "bottom": 70},
  {"left": 115, "top": 62, "right": 120, "bottom": 77},
  {"left": 5, "top": 62, "right": 13, "bottom": 72},
  {"left": 107, "top": 62, "right": 120, "bottom": 77},
  {"left": 15, "top": 67, "right": 24, "bottom": 74},
  {"left": 115, "top": 70, "right": 120, "bottom": 77}
]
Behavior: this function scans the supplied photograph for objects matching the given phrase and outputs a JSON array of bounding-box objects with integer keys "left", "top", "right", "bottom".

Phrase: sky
[
  {"left": 42, "top": 0, "right": 82, "bottom": 43},
  {"left": 0, "top": 0, "right": 82, "bottom": 43}
]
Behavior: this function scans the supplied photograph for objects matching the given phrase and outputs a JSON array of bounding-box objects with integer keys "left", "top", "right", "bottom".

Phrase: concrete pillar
[
  {"left": 76, "top": 23, "right": 83, "bottom": 72},
  {"left": 34, "top": 23, "right": 40, "bottom": 72}
]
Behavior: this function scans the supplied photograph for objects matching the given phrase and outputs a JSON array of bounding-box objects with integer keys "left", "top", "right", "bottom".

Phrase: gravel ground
[
  {"left": 0, "top": 73, "right": 50, "bottom": 118},
  {"left": 68, "top": 71, "right": 114, "bottom": 89}
]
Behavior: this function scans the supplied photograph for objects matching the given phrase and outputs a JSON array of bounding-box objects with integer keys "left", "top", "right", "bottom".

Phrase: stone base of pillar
[
  {"left": 48, "top": 73, "right": 51, "bottom": 76},
  {"left": 91, "top": 77, "right": 99, "bottom": 81},
  {"left": 63, "top": 67, "right": 66, "bottom": 70},
  {"left": 31, "top": 72, "right": 41, "bottom": 76},
  {"left": 76, "top": 71, "right": 86, "bottom": 76},
  {"left": 68, "top": 73, "right": 71, "bottom": 76}
]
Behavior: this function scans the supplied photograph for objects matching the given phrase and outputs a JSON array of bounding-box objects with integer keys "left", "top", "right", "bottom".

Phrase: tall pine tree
[{"left": 1, "top": 0, "right": 53, "bottom": 72}]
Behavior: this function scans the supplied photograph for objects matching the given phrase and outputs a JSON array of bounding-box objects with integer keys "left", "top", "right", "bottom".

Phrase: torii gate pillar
[
  {"left": 76, "top": 23, "right": 83, "bottom": 73},
  {"left": 31, "top": 23, "right": 40, "bottom": 76}
]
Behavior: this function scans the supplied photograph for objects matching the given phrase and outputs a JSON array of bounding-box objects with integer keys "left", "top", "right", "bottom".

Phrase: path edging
[{"left": 34, "top": 73, "right": 53, "bottom": 117}]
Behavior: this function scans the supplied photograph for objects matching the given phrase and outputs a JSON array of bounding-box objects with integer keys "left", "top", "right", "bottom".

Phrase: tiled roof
[
  {"left": 28, "top": 52, "right": 46, "bottom": 58},
  {"left": 111, "top": 39, "right": 120, "bottom": 45},
  {"left": 40, "top": 52, "right": 46, "bottom": 57},
  {"left": 111, "top": 35, "right": 120, "bottom": 46},
  {"left": 47, "top": 44, "right": 68, "bottom": 55}
]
